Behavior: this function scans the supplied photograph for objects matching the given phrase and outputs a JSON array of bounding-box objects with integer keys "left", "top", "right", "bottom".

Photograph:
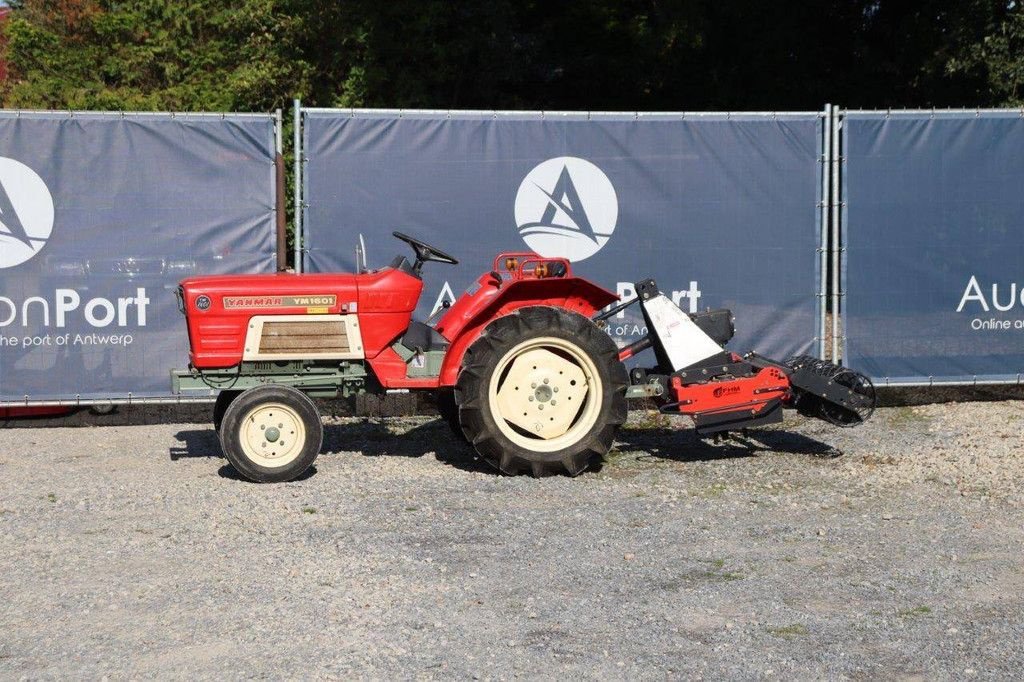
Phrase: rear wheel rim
[
  {"left": 238, "top": 402, "right": 306, "bottom": 468},
  {"left": 487, "top": 336, "right": 603, "bottom": 453}
]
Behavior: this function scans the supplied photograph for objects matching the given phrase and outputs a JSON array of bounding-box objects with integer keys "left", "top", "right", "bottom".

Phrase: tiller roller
[{"left": 608, "top": 279, "right": 876, "bottom": 435}]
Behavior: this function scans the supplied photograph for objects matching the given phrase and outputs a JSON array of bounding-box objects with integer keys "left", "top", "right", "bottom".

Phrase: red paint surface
[
  {"left": 0, "top": 406, "right": 75, "bottom": 419},
  {"left": 670, "top": 365, "right": 791, "bottom": 418},
  {"left": 180, "top": 253, "right": 617, "bottom": 390},
  {"left": 180, "top": 268, "right": 422, "bottom": 368}
]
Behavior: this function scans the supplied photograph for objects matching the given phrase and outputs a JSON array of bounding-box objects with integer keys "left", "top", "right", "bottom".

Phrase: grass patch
[
  {"left": 602, "top": 447, "right": 627, "bottom": 464},
  {"left": 696, "top": 483, "right": 729, "bottom": 498},
  {"left": 889, "top": 406, "right": 928, "bottom": 427},
  {"left": 767, "top": 624, "right": 809, "bottom": 638},
  {"left": 301, "top": 506, "right": 317, "bottom": 515},
  {"left": 698, "top": 557, "right": 744, "bottom": 581},
  {"left": 625, "top": 410, "right": 672, "bottom": 430},
  {"left": 897, "top": 605, "right": 932, "bottom": 618},
  {"left": 861, "top": 453, "right": 897, "bottom": 466},
  {"left": 45, "top": 493, "right": 56, "bottom": 503}
]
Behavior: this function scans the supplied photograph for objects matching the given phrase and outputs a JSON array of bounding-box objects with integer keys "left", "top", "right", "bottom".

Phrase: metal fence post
[
  {"left": 274, "top": 109, "right": 288, "bottom": 272},
  {"left": 819, "top": 104, "right": 832, "bottom": 359},
  {"left": 293, "top": 99, "right": 303, "bottom": 273},
  {"left": 830, "top": 106, "right": 842, "bottom": 363}
]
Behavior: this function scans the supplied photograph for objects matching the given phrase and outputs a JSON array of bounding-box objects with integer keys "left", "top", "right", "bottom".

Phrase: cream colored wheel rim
[
  {"left": 487, "top": 336, "right": 603, "bottom": 453},
  {"left": 238, "top": 402, "right": 306, "bottom": 468}
]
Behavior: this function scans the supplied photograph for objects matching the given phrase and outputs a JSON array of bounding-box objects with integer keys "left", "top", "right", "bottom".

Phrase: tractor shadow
[
  {"left": 170, "top": 429, "right": 221, "bottom": 461},
  {"left": 170, "top": 418, "right": 840, "bottom": 480},
  {"left": 321, "top": 419, "right": 491, "bottom": 474},
  {"left": 613, "top": 425, "right": 841, "bottom": 465},
  {"left": 169, "top": 421, "right": 487, "bottom": 476}
]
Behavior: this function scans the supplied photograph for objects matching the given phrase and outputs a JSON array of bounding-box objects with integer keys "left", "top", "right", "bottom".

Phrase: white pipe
[
  {"left": 293, "top": 99, "right": 303, "bottom": 273},
  {"left": 819, "top": 105, "right": 832, "bottom": 359},
  {"left": 830, "top": 107, "right": 842, "bottom": 362}
]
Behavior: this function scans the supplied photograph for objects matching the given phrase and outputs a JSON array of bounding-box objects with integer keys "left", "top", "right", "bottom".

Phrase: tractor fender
[{"left": 435, "top": 276, "right": 618, "bottom": 387}]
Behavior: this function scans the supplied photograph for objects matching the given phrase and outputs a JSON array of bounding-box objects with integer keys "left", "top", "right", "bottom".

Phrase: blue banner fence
[
  {"left": 5, "top": 103, "right": 1024, "bottom": 404},
  {"left": 839, "top": 109, "right": 1024, "bottom": 386},
  {"left": 296, "top": 107, "right": 830, "bottom": 368},
  {"left": 0, "top": 111, "right": 281, "bottom": 406}
]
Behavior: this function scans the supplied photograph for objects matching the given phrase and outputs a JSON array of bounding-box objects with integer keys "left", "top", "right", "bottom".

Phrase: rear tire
[
  {"left": 455, "top": 306, "right": 628, "bottom": 477},
  {"left": 219, "top": 385, "right": 323, "bottom": 483},
  {"left": 435, "top": 388, "right": 468, "bottom": 443}
]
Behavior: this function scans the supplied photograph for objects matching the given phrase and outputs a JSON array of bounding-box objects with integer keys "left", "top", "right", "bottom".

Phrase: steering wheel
[{"left": 392, "top": 231, "right": 459, "bottom": 273}]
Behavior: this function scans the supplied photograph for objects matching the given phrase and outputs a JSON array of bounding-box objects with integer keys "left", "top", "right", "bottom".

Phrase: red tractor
[{"left": 173, "top": 232, "right": 874, "bottom": 483}]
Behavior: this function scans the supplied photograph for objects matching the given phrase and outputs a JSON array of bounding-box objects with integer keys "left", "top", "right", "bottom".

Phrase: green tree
[
  {"left": 1, "top": 0, "right": 1018, "bottom": 113},
  {"left": 947, "top": 2, "right": 1024, "bottom": 106},
  {"left": 2, "top": 0, "right": 314, "bottom": 111}
]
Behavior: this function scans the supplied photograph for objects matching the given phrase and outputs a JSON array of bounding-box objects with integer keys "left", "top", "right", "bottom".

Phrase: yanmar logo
[
  {"left": 223, "top": 295, "right": 337, "bottom": 309},
  {"left": 514, "top": 157, "right": 617, "bottom": 262},
  {"left": 0, "top": 157, "right": 55, "bottom": 269}
]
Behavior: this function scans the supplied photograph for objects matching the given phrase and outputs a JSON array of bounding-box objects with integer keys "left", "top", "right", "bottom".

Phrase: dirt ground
[{"left": 1, "top": 396, "right": 1022, "bottom": 678}]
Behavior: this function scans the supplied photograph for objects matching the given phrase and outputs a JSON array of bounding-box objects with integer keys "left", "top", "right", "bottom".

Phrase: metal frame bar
[
  {"left": 275, "top": 109, "right": 283, "bottom": 153},
  {"left": 874, "top": 376, "right": 1024, "bottom": 388},
  {"left": 830, "top": 106, "right": 842, "bottom": 363},
  {"left": 1, "top": 396, "right": 216, "bottom": 408},
  {"left": 274, "top": 109, "right": 287, "bottom": 272},
  {"left": 293, "top": 99, "right": 303, "bottom": 273},
  {"left": 0, "top": 109, "right": 272, "bottom": 119},
  {"left": 818, "top": 104, "right": 832, "bottom": 359},
  {"left": 300, "top": 107, "right": 822, "bottom": 119},
  {"left": 844, "top": 108, "right": 1024, "bottom": 115}
]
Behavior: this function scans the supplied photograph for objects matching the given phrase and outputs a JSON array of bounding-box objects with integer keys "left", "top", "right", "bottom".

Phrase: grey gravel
[{"left": 1, "top": 400, "right": 1023, "bottom": 679}]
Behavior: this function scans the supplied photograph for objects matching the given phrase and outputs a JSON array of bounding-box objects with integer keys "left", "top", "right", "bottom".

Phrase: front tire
[
  {"left": 219, "top": 385, "right": 323, "bottom": 483},
  {"left": 455, "top": 306, "right": 628, "bottom": 477},
  {"left": 213, "top": 390, "right": 241, "bottom": 433}
]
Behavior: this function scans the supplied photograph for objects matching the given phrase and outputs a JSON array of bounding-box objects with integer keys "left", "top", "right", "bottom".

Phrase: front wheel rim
[
  {"left": 238, "top": 402, "right": 306, "bottom": 468},
  {"left": 487, "top": 336, "right": 603, "bottom": 453}
]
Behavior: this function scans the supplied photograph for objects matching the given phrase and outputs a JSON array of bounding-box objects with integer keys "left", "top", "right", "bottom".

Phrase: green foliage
[
  {"left": 1, "top": 1, "right": 1021, "bottom": 113},
  {"left": 2, "top": 0, "right": 313, "bottom": 111},
  {"left": 948, "top": 4, "right": 1024, "bottom": 106}
]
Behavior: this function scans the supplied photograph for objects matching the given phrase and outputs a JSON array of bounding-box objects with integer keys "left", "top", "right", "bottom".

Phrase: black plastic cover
[
  {"left": 691, "top": 309, "right": 734, "bottom": 345},
  {"left": 400, "top": 320, "right": 450, "bottom": 353}
]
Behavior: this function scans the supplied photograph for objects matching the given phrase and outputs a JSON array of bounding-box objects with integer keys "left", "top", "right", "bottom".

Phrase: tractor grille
[{"left": 258, "top": 320, "right": 351, "bottom": 355}]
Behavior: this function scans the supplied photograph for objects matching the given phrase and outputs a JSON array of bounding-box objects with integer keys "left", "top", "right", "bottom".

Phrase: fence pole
[
  {"left": 830, "top": 107, "right": 842, "bottom": 363},
  {"left": 819, "top": 104, "right": 832, "bottom": 359},
  {"left": 293, "top": 99, "right": 303, "bottom": 273},
  {"left": 274, "top": 109, "right": 287, "bottom": 271}
]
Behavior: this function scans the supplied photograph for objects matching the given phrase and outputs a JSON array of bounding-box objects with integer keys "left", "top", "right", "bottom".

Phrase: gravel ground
[{"left": 1, "top": 399, "right": 1023, "bottom": 679}]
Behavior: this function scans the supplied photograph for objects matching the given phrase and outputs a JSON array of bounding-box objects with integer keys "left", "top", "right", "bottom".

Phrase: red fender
[{"left": 432, "top": 272, "right": 618, "bottom": 387}]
